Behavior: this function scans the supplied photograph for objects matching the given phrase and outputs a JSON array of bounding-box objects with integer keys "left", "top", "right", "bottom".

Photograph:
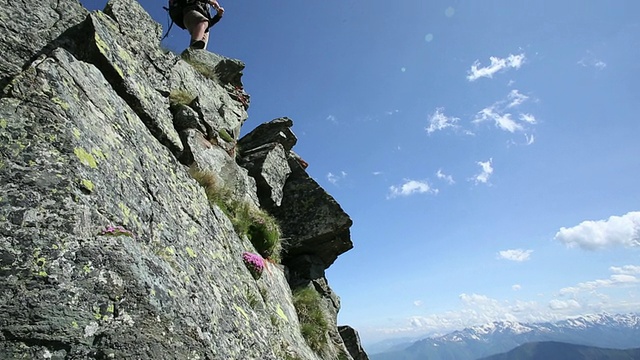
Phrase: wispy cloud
[
  {"left": 524, "top": 134, "right": 535, "bottom": 145},
  {"left": 426, "top": 108, "right": 460, "bottom": 134},
  {"left": 467, "top": 53, "right": 526, "bottom": 81},
  {"left": 559, "top": 271, "right": 639, "bottom": 295},
  {"left": 326, "top": 114, "right": 337, "bottom": 123},
  {"left": 507, "top": 89, "right": 529, "bottom": 108},
  {"left": 519, "top": 113, "right": 536, "bottom": 124},
  {"left": 388, "top": 179, "right": 437, "bottom": 198},
  {"left": 554, "top": 211, "right": 640, "bottom": 250},
  {"left": 610, "top": 265, "right": 640, "bottom": 275},
  {"left": 498, "top": 249, "right": 533, "bottom": 262},
  {"left": 578, "top": 51, "right": 607, "bottom": 70},
  {"left": 474, "top": 107, "right": 523, "bottom": 133},
  {"left": 472, "top": 158, "right": 493, "bottom": 184},
  {"left": 436, "top": 169, "right": 455, "bottom": 184},
  {"left": 327, "top": 171, "right": 347, "bottom": 185},
  {"left": 472, "top": 90, "right": 536, "bottom": 139},
  {"left": 413, "top": 300, "right": 424, "bottom": 307},
  {"left": 548, "top": 299, "right": 581, "bottom": 311},
  {"left": 512, "top": 284, "right": 522, "bottom": 291}
]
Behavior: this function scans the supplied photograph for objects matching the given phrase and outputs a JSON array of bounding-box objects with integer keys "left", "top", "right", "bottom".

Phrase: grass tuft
[
  {"left": 293, "top": 287, "right": 330, "bottom": 354},
  {"left": 189, "top": 166, "right": 282, "bottom": 262},
  {"left": 169, "top": 89, "right": 195, "bottom": 106}
]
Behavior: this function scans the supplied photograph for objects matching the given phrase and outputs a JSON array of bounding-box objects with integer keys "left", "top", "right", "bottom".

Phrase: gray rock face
[
  {"left": 0, "top": 0, "right": 88, "bottom": 89},
  {"left": 277, "top": 157, "right": 354, "bottom": 269},
  {"left": 340, "top": 326, "right": 371, "bottom": 360},
  {"left": 0, "top": 0, "right": 367, "bottom": 359}
]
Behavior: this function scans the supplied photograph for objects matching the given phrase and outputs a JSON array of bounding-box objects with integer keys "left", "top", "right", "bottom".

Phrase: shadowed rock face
[
  {"left": 0, "top": 0, "right": 366, "bottom": 359},
  {"left": 340, "top": 326, "right": 371, "bottom": 360}
]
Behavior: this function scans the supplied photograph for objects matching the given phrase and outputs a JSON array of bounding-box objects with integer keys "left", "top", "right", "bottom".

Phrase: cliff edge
[{"left": 0, "top": 0, "right": 368, "bottom": 359}]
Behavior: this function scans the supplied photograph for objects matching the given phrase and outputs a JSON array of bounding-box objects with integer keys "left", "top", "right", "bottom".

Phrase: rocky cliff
[{"left": 0, "top": 0, "right": 368, "bottom": 359}]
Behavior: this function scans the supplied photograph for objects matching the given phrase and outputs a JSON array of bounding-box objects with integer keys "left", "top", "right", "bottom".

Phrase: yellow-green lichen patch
[
  {"left": 118, "top": 202, "right": 131, "bottom": 223},
  {"left": 185, "top": 247, "right": 197, "bottom": 258},
  {"left": 51, "top": 97, "right": 70, "bottom": 111},
  {"left": 234, "top": 304, "right": 249, "bottom": 322},
  {"left": 32, "top": 249, "right": 48, "bottom": 277},
  {"left": 92, "top": 147, "right": 106, "bottom": 160},
  {"left": 187, "top": 226, "right": 198, "bottom": 237},
  {"left": 80, "top": 179, "right": 95, "bottom": 192},
  {"left": 92, "top": 305, "right": 102, "bottom": 320},
  {"left": 71, "top": 321, "right": 79, "bottom": 329},
  {"left": 74, "top": 147, "right": 97, "bottom": 169},
  {"left": 209, "top": 251, "right": 223, "bottom": 260},
  {"left": 72, "top": 128, "right": 81, "bottom": 139},
  {"left": 83, "top": 264, "right": 92, "bottom": 274},
  {"left": 276, "top": 305, "right": 289, "bottom": 322},
  {"left": 94, "top": 33, "right": 109, "bottom": 56},
  {"left": 0, "top": 118, "right": 7, "bottom": 128}
]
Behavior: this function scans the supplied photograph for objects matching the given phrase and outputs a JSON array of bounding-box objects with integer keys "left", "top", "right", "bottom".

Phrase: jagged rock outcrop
[
  {"left": 0, "top": 0, "right": 367, "bottom": 359},
  {"left": 339, "top": 326, "right": 370, "bottom": 360}
]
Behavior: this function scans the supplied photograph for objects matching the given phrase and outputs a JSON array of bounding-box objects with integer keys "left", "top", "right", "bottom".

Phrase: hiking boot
[{"left": 190, "top": 40, "right": 206, "bottom": 49}]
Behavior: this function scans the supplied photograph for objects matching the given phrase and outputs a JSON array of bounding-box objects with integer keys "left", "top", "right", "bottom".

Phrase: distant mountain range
[
  {"left": 478, "top": 341, "right": 640, "bottom": 360},
  {"left": 370, "top": 313, "right": 640, "bottom": 360}
]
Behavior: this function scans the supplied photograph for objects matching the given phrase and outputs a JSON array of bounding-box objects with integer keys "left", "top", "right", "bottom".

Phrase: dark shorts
[{"left": 184, "top": 9, "right": 208, "bottom": 32}]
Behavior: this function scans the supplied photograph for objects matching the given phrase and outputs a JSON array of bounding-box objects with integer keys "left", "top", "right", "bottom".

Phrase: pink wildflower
[
  {"left": 100, "top": 225, "right": 134, "bottom": 237},
  {"left": 242, "top": 252, "right": 265, "bottom": 280}
]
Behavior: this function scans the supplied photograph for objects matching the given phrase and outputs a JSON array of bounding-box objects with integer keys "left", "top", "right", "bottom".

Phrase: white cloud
[
  {"left": 388, "top": 179, "right": 437, "bottom": 198},
  {"left": 467, "top": 53, "right": 526, "bottom": 81},
  {"left": 559, "top": 274, "right": 638, "bottom": 295},
  {"left": 426, "top": 108, "right": 460, "bottom": 134},
  {"left": 507, "top": 89, "right": 529, "bottom": 108},
  {"left": 326, "top": 114, "right": 337, "bottom": 123},
  {"left": 578, "top": 52, "right": 607, "bottom": 70},
  {"left": 498, "top": 249, "right": 533, "bottom": 262},
  {"left": 327, "top": 171, "right": 347, "bottom": 185},
  {"left": 524, "top": 134, "right": 535, "bottom": 145},
  {"left": 436, "top": 169, "right": 455, "bottom": 184},
  {"left": 372, "top": 171, "right": 383, "bottom": 176},
  {"left": 474, "top": 107, "right": 523, "bottom": 133},
  {"left": 413, "top": 300, "right": 424, "bottom": 307},
  {"left": 549, "top": 299, "right": 581, "bottom": 311},
  {"left": 610, "top": 265, "right": 640, "bottom": 275},
  {"left": 472, "top": 158, "right": 493, "bottom": 184},
  {"left": 594, "top": 61, "right": 607, "bottom": 69},
  {"left": 512, "top": 284, "right": 522, "bottom": 291},
  {"left": 519, "top": 113, "right": 536, "bottom": 124},
  {"left": 472, "top": 90, "right": 537, "bottom": 137},
  {"left": 365, "top": 287, "right": 640, "bottom": 342},
  {"left": 554, "top": 211, "right": 640, "bottom": 250}
]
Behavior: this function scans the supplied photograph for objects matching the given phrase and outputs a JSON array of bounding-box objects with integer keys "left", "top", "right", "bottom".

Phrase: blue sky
[{"left": 83, "top": 0, "right": 640, "bottom": 348}]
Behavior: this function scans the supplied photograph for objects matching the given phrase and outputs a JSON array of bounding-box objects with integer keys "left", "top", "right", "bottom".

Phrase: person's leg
[{"left": 184, "top": 10, "right": 210, "bottom": 48}]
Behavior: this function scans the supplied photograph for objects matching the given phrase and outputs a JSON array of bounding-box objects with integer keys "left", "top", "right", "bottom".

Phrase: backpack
[
  {"left": 161, "top": 0, "right": 222, "bottom": 40},
  {"left": 166, "top": 0, "right": 190, "bottom": 30}
]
